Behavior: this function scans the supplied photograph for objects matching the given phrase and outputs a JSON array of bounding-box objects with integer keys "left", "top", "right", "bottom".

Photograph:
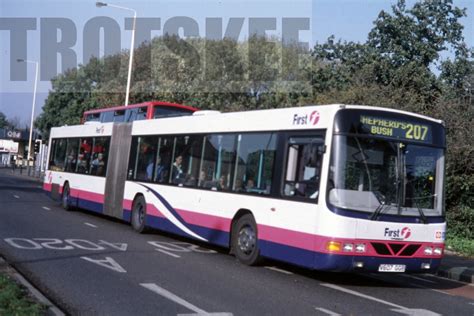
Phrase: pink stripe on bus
[
  {"left": 78, "top": 190, "right": 104, "bottom": 204},
  {"left": 259, "top": 225, "right": 315, "bottom": 251},
  {"left": 43, "top": 183, "right": 52, "bottom": 192},
  {"left": 176, "top": 209, "right": 231, "bottom": 232}
]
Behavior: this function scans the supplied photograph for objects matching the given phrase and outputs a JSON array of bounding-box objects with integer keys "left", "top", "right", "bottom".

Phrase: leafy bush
[{"left": 447, "top": 205, "right": 474, "bottom": 239}]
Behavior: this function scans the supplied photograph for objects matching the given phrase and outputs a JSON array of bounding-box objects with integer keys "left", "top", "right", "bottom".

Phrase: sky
[{"left": 0, "top": 0, "right": 473, "bottom": 126}]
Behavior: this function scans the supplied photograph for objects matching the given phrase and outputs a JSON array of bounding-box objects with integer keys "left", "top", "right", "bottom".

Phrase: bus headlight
[
  {"left": 424, "top": 247, "right": 433, "bottom": 255},
  {"left": 343, "top": 243, "right": 354, "bottom": 252},
  {"left": 434, "top": 247, "right": 443, "bottom": 255},
  {"left": 355, "top": 244, "right": 366, "bottom": 253}
]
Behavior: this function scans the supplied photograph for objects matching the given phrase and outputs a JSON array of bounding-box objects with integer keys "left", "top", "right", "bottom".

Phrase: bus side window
[
  {"left": 155, "top": 137, "right": 173, "bottom": 183},
  {"left": 48, "top": 139, "right": 57, "bottom": 169},
  {"left": 283, "top": 136, "right": 324, "bottom": 201},
  {"left": 233, "top": 133, "right": 277, "bottom": 195},
  {"left": 137, "top": 136, "right": 158, "bottom": 181},
  {"left": 136, "top": 107, "right": 148, "bottom": 120},
  {"left": 90, "top": 137, "right": 110, "bottom": 176},
  {"left": 125, "top": 108, "right": 138, "bottom": 122},
  {"left": 76, "top": 138, "right": 93, "bottom": 174},
  {"left": 50, "top": 139, "right": 67, "bottom": 171},
  {"left": 114, "top": 110, "right": 125, "bottom": 122},
  {"left": 64, "top": 138, "right": 79, "bottom": 173},
  {"left": 203, "top": 134, "right": 236, "bottom": 191},
  {"left": 101, "top": 111, "right": 114, "bottom": 123}
]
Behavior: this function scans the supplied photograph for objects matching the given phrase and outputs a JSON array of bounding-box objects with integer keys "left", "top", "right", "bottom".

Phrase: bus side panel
[{"left": 122, "top": 183, "right": 233, "bottom": 247}]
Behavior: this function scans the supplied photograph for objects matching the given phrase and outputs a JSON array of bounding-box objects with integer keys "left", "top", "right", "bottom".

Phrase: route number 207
[{"left": 405, "top": 124, "right": 428, "bottom": 141}]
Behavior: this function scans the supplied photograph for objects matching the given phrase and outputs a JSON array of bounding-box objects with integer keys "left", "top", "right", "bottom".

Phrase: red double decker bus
[{"left": 82, "top": 101, "right": 198, "bottom": 124}]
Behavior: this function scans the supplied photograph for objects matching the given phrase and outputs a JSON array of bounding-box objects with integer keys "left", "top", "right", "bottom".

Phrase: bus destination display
[{"left": 360, "top": 115, "right": 432, "bottom": 142}]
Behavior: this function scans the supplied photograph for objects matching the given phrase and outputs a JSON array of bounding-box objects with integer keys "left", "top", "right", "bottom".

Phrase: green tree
[{"left": 0, "top": 112, "right": 8, "bottom": 128}]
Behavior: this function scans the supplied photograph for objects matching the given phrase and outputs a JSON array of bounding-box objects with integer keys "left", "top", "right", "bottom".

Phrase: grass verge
[
  {"left": 0, "top": 273, "right": 45, "bottom": 316},
  {"left": 445, "top": 236, "right": 474, "bottom": 257}
]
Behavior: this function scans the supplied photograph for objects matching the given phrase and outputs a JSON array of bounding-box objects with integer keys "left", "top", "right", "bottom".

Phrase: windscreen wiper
[
  {"left": 408, "top": 195, "right": 429, "bottom": 224},
  {"left": 370, "top": 201, "right": 387, "bottom": 221}
]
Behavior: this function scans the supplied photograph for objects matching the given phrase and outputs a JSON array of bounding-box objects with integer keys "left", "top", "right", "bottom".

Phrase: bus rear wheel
[
  {"left": 62, "top": 183, "right": 72, "bottom": 211},
  {"left": 131, "top": 195, "right": 147, "bottom": 233},
  {"left": 232, "top": 214, "right": 262, "bottom": 266}
]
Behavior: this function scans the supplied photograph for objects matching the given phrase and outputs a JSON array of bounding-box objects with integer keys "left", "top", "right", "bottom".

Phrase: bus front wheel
[
  {"left": 131, "top": 195, "right": 147, "bottom": 233},
  {"left": 232, "top": 214, "right": 262, "bottom": 266}
]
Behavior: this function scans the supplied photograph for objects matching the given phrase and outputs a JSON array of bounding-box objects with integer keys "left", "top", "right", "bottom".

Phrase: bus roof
[{"left": 53, "top": 104, "right": 443, "bottom": 139}]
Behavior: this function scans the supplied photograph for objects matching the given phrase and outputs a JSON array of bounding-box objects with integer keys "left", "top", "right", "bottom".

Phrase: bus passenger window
[
  {"left": 101, "top": 111, "right": 114, "bottom": 123},
  {"left": 136, "top": 107, "right": 148, "bottom": 120},
  {"left": 170, "top": 135, "right": 203, "bottom": 187},
  {"left": 50, "top": 139, "right": 67, "bottom": 171},
  {"left": 65, "top": 138, "right": 79, "bottom": 172},
  {"left": 202, "top": 134, "right": 236, "bottom": 191},
  {"left": 155, "top": 137, "right": 173, "bottom": 183},
  {"left": 125, "top": 108, "right": 138, "bottom": 122},
  {"left": 90, "top": 137, "right": 110, "bottom": 176},
  {"left": 130, "top": 136, "right": 157, "bottom": 181},
  {"left": 233, "top": 133, "right": 277, "bottom": 195},
  {"left": 283, "top": 136, "right": 324, "bottom": 201},
  {"left": 114, "top": 110, "right": 125, "bottom": 122},
  {"left": 76, "top": 138, "right": 93, "bottom": 174}
]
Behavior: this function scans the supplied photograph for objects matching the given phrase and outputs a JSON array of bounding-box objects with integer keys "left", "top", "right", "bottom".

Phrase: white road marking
[
  {"left": 156, "top": 248, "right": 181, "bottom": 258},
  {"left": 391, "top": 308, "right": 442, "bottom": 315},
  {"left": 425, "top": 274, "right": 474, "bottom": 287},
  {"left": 315, "top": 307, "right": 341, "bottom": 316},
  {"left": 13, "top": 195, "right": 20, "bottom": 199},
  {"left": 141, "top": 283, "right": 232, "bottom": 315},
  {"left": 80, "top": 256, "right": 126, "bottom": 273},
  {"left": 98, "top": 240, "right": 128, "bottom": 251},
  {"left": 321, "top": 283, "right": 441, "bottom": 315},
  {"left": 42, "top": 207, "right": 51, "bottom": 211},
  {"left": 407, "top": 283, "right": 452, "bottom": 296},
  {"left": 399, "top": 274, "right": 437, "bottom": 284},
  {"left": 264, "top": 266, "right": 293, "bottom": 275},
  {"left": 365, "top": 273, "right": 450, "bottom": 296},
  {"left": 84, "top": 222, "right": 98, "bottom": 228}
]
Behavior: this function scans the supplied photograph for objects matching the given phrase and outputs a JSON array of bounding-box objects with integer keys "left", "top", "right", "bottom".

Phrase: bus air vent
[
  {"left": 399, "top": 244, "right": 421, "bottom": 257},
  {"left": 371, "top": 243, "right": 391, "bottom": 255},
  {"left": 388, "top": 243, "right": 404, "bottom": 255}
]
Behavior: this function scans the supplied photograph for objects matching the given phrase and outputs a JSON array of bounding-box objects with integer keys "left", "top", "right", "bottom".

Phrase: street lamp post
[
  {"left": 17, "top": 59, "right": 38, "bottom": 162},
  {"left": 96, "top": 2, "right": 136, "bottom": 107}
]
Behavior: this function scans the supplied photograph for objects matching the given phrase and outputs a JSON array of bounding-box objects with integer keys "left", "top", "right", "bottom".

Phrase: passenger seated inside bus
[
  {"left": 77, "top": 150, "right": 89, "bottom": 173},
  {"left": 171, "top": 155, "right": 184, "bottom": 184},
  {"left": 146, "top": 156, "right": 166, "bottom": 182},
  {"left": 233, "top": 179, "right": 244, "bottom": 192},
  {"left": 245, "top": 179, "right": 255, "bottom": 192},
  {"left": 198, "top": 170, "right": 207, "bottom": 187},
  {"left": 217, "top": 175, "right": 227, "bottom": 190},
  {"left": 91, "top": 153, "right": 105, "bottom": 176},
  {"left": 65, "top": 150, "right": 77, "bottom": 172}
]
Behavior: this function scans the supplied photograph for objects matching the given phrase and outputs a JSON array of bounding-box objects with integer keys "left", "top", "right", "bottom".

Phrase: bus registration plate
[{"left": 378, "top": 264, "right": 406, "bottom": 272}]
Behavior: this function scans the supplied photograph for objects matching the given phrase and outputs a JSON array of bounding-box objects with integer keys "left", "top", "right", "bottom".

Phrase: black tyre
[
  {"left": 131, "top": 195, "right": 147, "bottom": 233},
  {"left": 232, "top": 214, "right": 262, "bottom": 265},
  {"left": 61, "top": 183, "right": 72, "bottom": 211}
]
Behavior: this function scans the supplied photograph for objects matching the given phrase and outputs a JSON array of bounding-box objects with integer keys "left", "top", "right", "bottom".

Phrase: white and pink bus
[{"left": 44, "top": 104, "right": 446, "bottom": 272}]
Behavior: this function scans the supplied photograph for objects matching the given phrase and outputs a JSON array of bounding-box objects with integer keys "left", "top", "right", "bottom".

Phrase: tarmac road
[{"left": 0, "top": 169, "right": 473, "bottom": 315}]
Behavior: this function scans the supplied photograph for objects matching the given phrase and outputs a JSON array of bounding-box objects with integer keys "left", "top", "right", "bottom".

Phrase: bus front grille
[{"left": 370, "top": 242, "right": 421, "bottom": 257}]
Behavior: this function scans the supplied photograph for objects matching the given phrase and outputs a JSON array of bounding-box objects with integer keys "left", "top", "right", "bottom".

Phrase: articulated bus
[
  {"left": 82, "top": 101, "right": 197, "bottom": 124},
  {"left": 44, "top": 104, "right": 446, "bottom": 272}
]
